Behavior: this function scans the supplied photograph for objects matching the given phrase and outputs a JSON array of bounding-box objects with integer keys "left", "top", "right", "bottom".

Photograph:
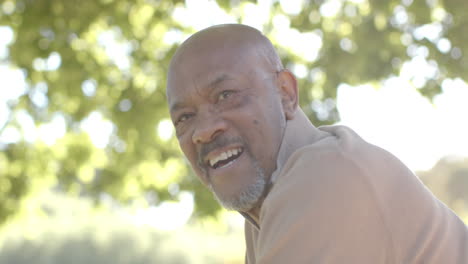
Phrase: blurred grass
[{"left": 0, "top": 191, "right": 244, "bottom": 264}]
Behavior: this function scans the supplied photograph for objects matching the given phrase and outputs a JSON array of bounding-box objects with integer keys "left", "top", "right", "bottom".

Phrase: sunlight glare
[
  {"left": 400, "top": 55, "right": 438, "bottom": 88},
  {"left": 413, "top": 23, "right": 443, "bottom": 42},
  {"left": 437, "top": 38, "right": 451, "bottom": 54},
  {"left": 337, "top": 76, "right": 468, "bottom": 171},
  {"left": 320, "top": 0, "right": 343, "bottom": 18},
  {"left": 97, "top": 29, "right": 132, "bottom": 70},
  {"left": 273, "top": 27, "right": 322, "bottom": 62},
  {"left": 38, "top": 114, "right": 66, "bottom": 146},
  {"left": 0, "top": 65, "right": 27, "bottom": 102},
  {"left": 131, "top": 191, "right": 194, "bottom": 230},
  {"left": 81, "top": 79, "right": 97, "bottom": 97},
  {"left": 280, "top": 0, "right": 304, "bottom": 16},
  {"left": 242, "top": 2, "right": 270, "bottom": 30},
  {"left": 392, "top": 5, "right": 409, "bottom": 26},
  {"left": 80, "top": 111, "right": 114, "bottom": 148},
  {"left": 0, "top": 26, "right": 14, "bottom": 46},
  {"left": 291, "top": 63, "right": 308, "bottom": 79},
  {"left": 434, "top": 78, "right": 468, "bottom": 157},
  {"left": 0, "top": 126, "right": 20, "bottom": 144},
  {"left": 174, "top": 0, "right": 236, "bottom": 31},
  {"left": 16, "top": 110, "right": 37, "bottom": 143},
  {"left": 0, "top": 26, "right": 13, "bottom": 60},
  {"left": 157, "top": 119, "right": 174, "bottom": 141}
]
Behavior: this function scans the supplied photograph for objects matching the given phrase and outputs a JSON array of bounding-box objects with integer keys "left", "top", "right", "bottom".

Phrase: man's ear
[{"left": 277, "top": 70, "right": 298, "bottom": 120}]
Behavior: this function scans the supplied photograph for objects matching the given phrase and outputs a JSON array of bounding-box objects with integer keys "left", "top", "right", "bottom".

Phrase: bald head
[
  {"left": 172, "top": 24, "right": 282, "bottom": 71},
  {"left": 168, "top": 24, "right": 283, "bottom": 95}
]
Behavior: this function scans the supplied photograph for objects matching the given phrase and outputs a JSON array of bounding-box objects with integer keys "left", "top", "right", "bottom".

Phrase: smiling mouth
[{"left": 208, "top": 147, "right": 244, "bottom": 169}]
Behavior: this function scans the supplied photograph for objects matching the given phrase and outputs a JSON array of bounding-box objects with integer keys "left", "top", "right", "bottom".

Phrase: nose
[{"left": 192, "top": 112, "right": 227, "bottom": 144}]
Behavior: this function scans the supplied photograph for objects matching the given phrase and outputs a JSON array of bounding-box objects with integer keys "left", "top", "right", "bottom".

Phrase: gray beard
[{"left": 209, "top": 159, "right": 266, "bottom": 212}]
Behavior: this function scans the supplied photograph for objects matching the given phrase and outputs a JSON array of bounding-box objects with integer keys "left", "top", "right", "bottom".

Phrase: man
[{"left": 166, "top": 24, "right": 468, "bottom": 263}]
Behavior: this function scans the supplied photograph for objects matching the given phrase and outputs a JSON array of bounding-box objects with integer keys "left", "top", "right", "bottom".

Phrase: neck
[{"left": 244, "top": 108, "right": 329, "bottom": 224}]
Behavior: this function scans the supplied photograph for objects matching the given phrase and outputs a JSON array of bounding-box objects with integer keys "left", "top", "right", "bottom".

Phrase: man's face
[{"left": 167, "top": 41, "right": 286, "bottom": 212}]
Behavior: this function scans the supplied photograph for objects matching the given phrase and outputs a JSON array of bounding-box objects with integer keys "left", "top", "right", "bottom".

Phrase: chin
[{"left": 210, "top": 173, "right": 266, "bottom": 212}]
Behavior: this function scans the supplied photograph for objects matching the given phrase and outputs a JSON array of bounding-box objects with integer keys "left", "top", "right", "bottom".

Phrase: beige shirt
[{"left": 244, "top": 125, "right": 468, "bottom": 263}]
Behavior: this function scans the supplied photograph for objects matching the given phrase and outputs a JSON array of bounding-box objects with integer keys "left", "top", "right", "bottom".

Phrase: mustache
[{"left": 197, "top": 136, "right": 245, "bottom": 167}]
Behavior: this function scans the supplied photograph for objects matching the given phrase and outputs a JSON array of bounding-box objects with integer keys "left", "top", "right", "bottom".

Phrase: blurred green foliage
[
  {"left": 418, "top": 157, "right": 468, "bottom": 222},
  {"left": 0, "top": 0, "right": 467, "bottom": 225}
]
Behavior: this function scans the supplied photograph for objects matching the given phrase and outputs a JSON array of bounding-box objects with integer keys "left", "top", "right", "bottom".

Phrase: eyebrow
[
  {"left": 169, "top": 73, "right": 232, "bottom": 113},
  {"left": 169, "top": 102, "right": 185, "bottom": 113},
  {"left": 208, "top": 73, "right": 231, "bottom": 88}
]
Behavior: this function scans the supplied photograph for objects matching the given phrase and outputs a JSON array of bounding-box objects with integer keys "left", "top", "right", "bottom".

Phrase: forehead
[
  {"left": 167, "top": 45, "right": 254, "bottom": 108},
  {"left": 168, "top": 71, "right": 236, "bottom": 113},
  {"left": 171, "top": 41, "right": 247, "bottom": 80}
]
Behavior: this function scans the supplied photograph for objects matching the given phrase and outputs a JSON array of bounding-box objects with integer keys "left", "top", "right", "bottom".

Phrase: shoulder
[
  {"left": 264, "top": 128, "right": 378, "bottom": 214},
  {"left": 255, "top": 127, "right": 396, "bottom": 262},
  {"left": 271, "top": 125, "right": 371, "bottom": 193},
  {"left": 270, "top": 125, "right": 415, "bottom": 205},
  {"left": 263, "top": 125, "right": 413, "bottom": 231},
  {"left": 261, "top": 125, "right": 392, "bottom": 229},
  {"left": 258, "top": 125, "right": 468, "bottom": 263}
]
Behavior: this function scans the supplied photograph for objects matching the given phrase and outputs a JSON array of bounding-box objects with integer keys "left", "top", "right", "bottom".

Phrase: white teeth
[
  {"left": 209, "top": 159, "right": 216, "bottom": 167},
  {"left": 208, "top": 148, "right": 242, "bottom": 168}
]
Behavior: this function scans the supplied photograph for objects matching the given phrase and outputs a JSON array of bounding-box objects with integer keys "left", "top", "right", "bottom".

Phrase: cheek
[
  {"left": 249, "top": 108, "right": 285, "bottom": 170},
  {"left": 178, "top": 136, "right": 197, "bottom": 168},
  {"left": 193, "top": 167, "right": 210, "bottom": 186},
  {"left": 178, "top": 137, "right": 210, "bottom": 185}
]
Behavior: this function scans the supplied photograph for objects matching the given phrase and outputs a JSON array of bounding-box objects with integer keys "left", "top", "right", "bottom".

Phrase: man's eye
[
  {"left": 176, "top": 113, "right": 193, "bottom": 125},
  {"left": 218, "top": 90, "right": 234, "bottom": 101}
]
